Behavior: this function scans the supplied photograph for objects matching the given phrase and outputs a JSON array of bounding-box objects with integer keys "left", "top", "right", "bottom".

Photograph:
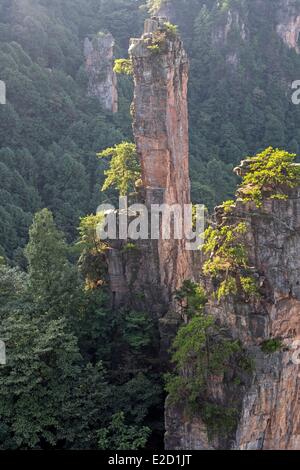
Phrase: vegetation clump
[
  {"left": 114, "top": 58, "right": 133, "bottom": 75},
  {"left": 147, "top": 22, "right": 178, "bottom": 54},
  {"left": 98, "top": 142, "right": 141, "bottom": 196},
  {"left": 77, "top": 213, "right": 109, "bottom": 290},
  {"left": 261, "top": 338, "right": 283, "bottom": 354},
  {"left": 166, "top": 281, "right": 241, "bottom": 411},
  {"left": 203, "top": 221, "right": 259, "bottom": 301},
  {"left": 238, "top": 147, "right": 300, "bottom": 207},
  {"left": 201, "top": 403, "right": 239, "bottom": 440},
  {"left": 165, "top": 281, "right": 252, "bottom": 440}
]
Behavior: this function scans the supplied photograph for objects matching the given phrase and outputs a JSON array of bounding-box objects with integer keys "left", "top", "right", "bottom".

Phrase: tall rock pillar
[
  {"left": 84, "top": 33, "right": 118, "bottom": 113},
  {"left": 129, "top": 17, "right": 194, "bottom": 298}
]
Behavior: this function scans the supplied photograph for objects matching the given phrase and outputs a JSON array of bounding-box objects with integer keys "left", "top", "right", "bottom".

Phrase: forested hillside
[
  {"left": 0, "top": 0, "right": 144, "bottom": 262},
  {"left": 1, "top": 0, "right": 300, "bottom": 451},
  {"left": 1, "top": 0, "right": 300, "bottom": 260}
]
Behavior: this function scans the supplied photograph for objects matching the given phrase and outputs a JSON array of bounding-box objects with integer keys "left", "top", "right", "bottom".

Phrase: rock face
[
  {"left": 104, "top": 18, "right": 194, "bottom": 364},
  {"left": 100, "top": 10, "right": 300, "bottom": 451},
  {"left": 277, "top": 0, "right": 300, "bottom": 53},
  {"left": 129, "top": 17, "right": 193, "bottom": 297},
  {"left": 153, "top": 0, "right": 176, "bottom": 23},
  {"left": 84, "top": 33, "right": 118, "bottom": 112},
  {"left": 212, "top": 8, "right": 247, "bottom": 46},
  {"left": 166, "top": 161, "right": 300, "bottom": 449}
]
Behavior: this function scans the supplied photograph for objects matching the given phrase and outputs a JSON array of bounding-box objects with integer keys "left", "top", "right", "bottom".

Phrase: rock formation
[
  {"left": 212, "top": 8, "right": 247, "bottom": 46},
  {"left": 129, "top": 17, "right": 193, "bottom": 296},
  {"left": 102, "top": 8, "right": 300, "bottom": 451},
  {"left": 277, "top": 0, "right": 300, "bottom": 53},
  {"left": 152, "top": 0, "right": 176, "bottom": 23},
  {"left": 84, "top": 33, "right": 118, "bottom": 113},
  {"left": 165, "top": 161, "right": 300, "bottom": 450},
  {"left": 104, "top": 17, "right": 194, "bottom": 361}
]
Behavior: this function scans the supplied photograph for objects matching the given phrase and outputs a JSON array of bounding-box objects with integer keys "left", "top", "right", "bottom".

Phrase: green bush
[
  {"left": 165, "top": 281, "right": 241, "bottom": 412},
  {"left": 238, "top": 147, "right": 300, "bottom": 207},
  {"left": 114, "top": 59, "right": 133, "bottom": 76},
  {"left": 203, "top": 221, "right": 258, "bottom": 300},
  {"left": 261, "top": 338, "right": 283, "bottom": 354},
  {"left": 98, "top": 142, "right": 141, "bottom": 196},
  {"left": 201, "top": 403, "right": 239, "bottom": 439}
]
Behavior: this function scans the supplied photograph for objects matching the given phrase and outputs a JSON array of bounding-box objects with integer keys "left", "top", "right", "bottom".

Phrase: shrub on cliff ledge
[
  {"left": 146, "top": 22, "right": 178, "bottom": 55},
  {"left": 165, "top": 282, "right": 242, "bottom": 414},
  {"left": 203, "top": 222, "right": 260, "bottom": 301},
  {"left": 98, "top": 142, "right": 141, "bottom": 196},
  {"left": 114, "top": 59, "right": 133, "bottom": 76},
  {"left": 238, "top": 147, "right": 300, "bottom": 206}
]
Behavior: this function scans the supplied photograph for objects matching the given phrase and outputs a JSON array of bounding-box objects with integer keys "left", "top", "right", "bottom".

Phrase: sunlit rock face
[
  {"left": 104, "top": 18, "right": 195, "bottom": 366},
  {"left": 277, "top": 0, "right": 300, "bottom": 53},
  {"left": 84, "top": 33, "right": 118, "bottom": 112},
  {"left": 129, "top": 17, "right": 193, "bottom": 297}
]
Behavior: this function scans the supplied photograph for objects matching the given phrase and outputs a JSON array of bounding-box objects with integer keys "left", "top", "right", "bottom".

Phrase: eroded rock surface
[
  {"left": 166, "top": 163, "right": 300, "bottom": 449},
  {"left": 129, "top": 17, "right": 193, "bottom": 296},
  {"left": 277, "top": 0, "right": 300, "bottom": 53},
  {"left": 84, "top": 33, "right": 118, "bottom": 112}
]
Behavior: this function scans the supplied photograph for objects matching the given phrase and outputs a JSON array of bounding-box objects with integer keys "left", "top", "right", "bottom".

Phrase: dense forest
[
  {"left": 1, "top": 0, "right": 300, "bottom": 450},
  {"left": 1, "top": 0, "right": 300, "bottom": 262}
]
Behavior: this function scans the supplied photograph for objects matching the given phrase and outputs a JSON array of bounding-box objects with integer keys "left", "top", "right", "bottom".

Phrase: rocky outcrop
[
  {"left": 152, "top": 0, "right": 176, "bottom": 23},
  {"left": 277, "top": 0, "right": 300, "bottom": 53},
  {"left": 212, "top": 8, "right": 247, "bottom": 46},
  {"left": 103, "top": 18, "right": 194, "bottom": 365},
  {"left": 84, "top": 33, "right": 118, "bottom": 112},
  {"left": 99, "top": 9, "right": 300, "bottom": 452},
  {"left": 166, "top": 160, "right": 300, "bottom": 450},
  {"left": 129, "top": 17, "right": 193, "bottom": 297}
]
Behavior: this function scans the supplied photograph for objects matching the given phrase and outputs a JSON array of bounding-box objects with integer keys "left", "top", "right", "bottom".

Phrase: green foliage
[
  {"left": 175, "top": 280, "right": 208, "bottom": 320},
  {"left": 0, "top": 210, "right": 163, "bottom": 449},
  {"left": 146, "top": 21, "right": 178, "bottom": 55},
  {"left": 165, "top": 282, "right": 242, "bottom": 416},
  {"left": 0, "top": 0, "right": 142, "bottom": 259},
  {"left": 98, "top": 142, "right": 141, "bottom": 196},
  {"left": 147, "top": 30, "right": 167, "bottom": 54},
  {"left": 77, "top": 213, "right": 108, "bottom": 290},
  {"left": 78, "top": 213, "right": 106, "bottom": 254},
  {"left": 122, "top": 242, "right": 139, "bottom": 253},
  {"left": 114, "top": 59, "right": 133, "bottom": 76},
  {"left": 217, "top": 277, "right": 238, "bottom": 301},
  {"left": 219, "top": 200, "right": 235, "bottom": 214},
  {"left": 163, "top": 22, "right": 178, "bottom": 39},
  {"left": 240, "top": 276, "right": 260, "bottom": 298},
  {"left": 147, "top": 0, "right": 165, "bottom": 14},
  {"left": 238, "top": 148, "right": 300, "bottom": 206},
  {"left": 0, "top": 309, "right": 111, "bottom": 449},
  {"left": 165, "top": 313, "right": 241, "bottom": 410},
  {"left": 203, "top": 220, "right": 258, "bottom": 300},
  {"left": 261, "top": 338, "right": 283, "bottom": 354},
  {"left": 98, "top": 412, "right": 150, "bottom": 450},
  {"left": 201, "top": 403, "right": 239, "bottom": 440}
]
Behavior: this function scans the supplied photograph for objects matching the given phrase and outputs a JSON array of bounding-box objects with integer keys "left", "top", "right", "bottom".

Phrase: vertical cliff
[
  {"left": 84, "top": 33, "right": 118, "bottom": 113},
  {"left": 129, "top": 17, "right": 193, "bottom": 296},
  {"left": 165, "top": 158, "right": 300, "bottom": 450},
  {"left": 101, "top": 7, "right": 300, "bottom": 451},
  {"left": 104, "top": 18, "right": 194, "bottom": 365}
]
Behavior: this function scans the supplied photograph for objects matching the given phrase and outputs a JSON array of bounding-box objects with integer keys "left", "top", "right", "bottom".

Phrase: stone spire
[
  {"left": 84, "top": 32, "right": 118, "bottom": 113},
  {"left": 129, "top": 17, "right": 193, "bottom": 295}
]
